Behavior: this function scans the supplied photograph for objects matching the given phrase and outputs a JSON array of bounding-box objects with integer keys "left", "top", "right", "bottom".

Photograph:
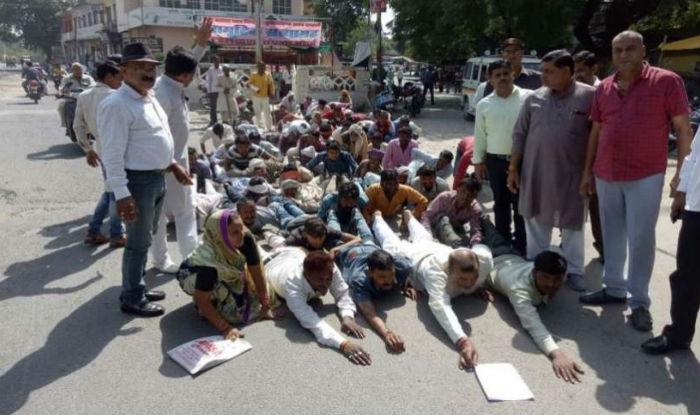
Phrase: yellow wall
[{"left": 660, "top": 52, "right": 700, "bottom": 75}]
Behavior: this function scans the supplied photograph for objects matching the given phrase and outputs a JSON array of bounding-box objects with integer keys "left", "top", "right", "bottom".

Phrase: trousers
[
  {"left": 596, "top": 173, "right": 664, "bottom": 309},
  {"left": 121, "top": 171, "right": 166, "bottom": 305},
  {"left": 525, "top": 216, "right": 584, "bottom": 275},
  {"left": 252, "top": 96, "right": 273, "bottom": 131},
  {"left": 486, "top": 154, "right": 526, "bottom": 253}
]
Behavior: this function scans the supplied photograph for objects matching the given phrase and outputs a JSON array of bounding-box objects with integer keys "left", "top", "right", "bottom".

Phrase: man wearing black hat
[
  {"left": 98, "top": 41, "right": 193, "bottom": 317},
  {"left": 150, "top": 18, "right": 215, "bottom": 274},
  {"left": 483, "top": 37, "right": 542, "bottom": 98}
]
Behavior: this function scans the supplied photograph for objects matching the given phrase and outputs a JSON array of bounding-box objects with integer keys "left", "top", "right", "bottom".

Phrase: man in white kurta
[
  {"left": 216, "top": 66, "right": 240, "bottom": 125},
  {"left": 371, "top": 210, "right": 494, "bottom": 369}
]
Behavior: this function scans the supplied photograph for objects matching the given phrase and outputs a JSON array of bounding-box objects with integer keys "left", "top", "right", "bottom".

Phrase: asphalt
[{"left": 0, "top": 72, "right": 698, "bottom": 415}]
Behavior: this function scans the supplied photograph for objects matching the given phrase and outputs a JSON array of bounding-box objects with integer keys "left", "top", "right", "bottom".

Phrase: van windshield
[{"left": 463, "top": 63, "right": 473, "bottom": 80}]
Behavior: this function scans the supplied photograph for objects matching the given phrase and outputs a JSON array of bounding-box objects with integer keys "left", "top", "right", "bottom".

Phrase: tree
[
  {"left": 341, "top": 19, "right": 397, "bottom": 60},
  {"left": 0, "top": 0, "right": 76, "bottom": 59},
  {"left": 311, "top": 0, "right": 367, "bottom": 45},
  {"left": 390, "top": 0, "right": 584, "bottom": 63}
]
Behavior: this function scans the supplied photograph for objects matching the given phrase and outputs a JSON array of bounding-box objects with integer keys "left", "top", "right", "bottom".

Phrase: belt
[
  {"left": 486, "top": 153, "right": 510, "bottom": 161},
  {"left": 125, "top": 169, "right": 167, "bottom": 175}
]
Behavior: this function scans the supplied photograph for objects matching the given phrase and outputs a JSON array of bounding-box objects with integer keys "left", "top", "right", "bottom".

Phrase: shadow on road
[
  {"left": 158, "top": 302, "right": 217, "bottom": 378},
  {"left": 0, "top": 287, "right": 139, "bottom": 415},
  {"left": 27, "top": 143, "right": 83, "bottom": 161},
  {"left": 414, "top": 293, "right": 489, "bottom": 350},
  {"left": 0, "top": 218, "right": 111, "bottom": 302}
]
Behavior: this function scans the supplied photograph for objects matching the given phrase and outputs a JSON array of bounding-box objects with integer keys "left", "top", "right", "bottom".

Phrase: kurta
[
  {"left": 216, "top": 74, "right": 240, "bottom": 122},
  {"left": 512, "top": 81, "right": 595, "bottom": 229}
]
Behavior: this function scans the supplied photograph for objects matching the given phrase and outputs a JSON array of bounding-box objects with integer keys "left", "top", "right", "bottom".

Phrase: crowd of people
[{"left": 72, "top": 18, "right": 699, "bottom": 383}]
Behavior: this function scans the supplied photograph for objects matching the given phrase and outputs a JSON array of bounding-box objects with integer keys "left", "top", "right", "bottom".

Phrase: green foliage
[
  {"left": 341, "top": 19, "right": 397, "bottom": 60},
  {"left": 634, "top": 0, "right": 700, "bottom": 31},
  {"left": 390, "top": 0, "right": 585, "bottom": 62},
  {"left": 311, "top": 0, "right": 367, "bottom": 45},
  {"left": 0, "top": 0, "right": 77, "bottom": 58}
]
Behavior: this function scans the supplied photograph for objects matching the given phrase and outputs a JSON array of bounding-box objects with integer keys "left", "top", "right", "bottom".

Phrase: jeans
[
  {"left": 270, "top": 200, "right": 305, "bottom": 229},
  {"left": 596, "top": 173, "right": 664, "bottom": 309},
  {"left": 88, "top": 191, "right": 124, "bottom": 238},
  {"left": 328, "top": 208, "right": 374, "bottom": 242},
  {"left": 208, "top": 92, "right": 219, "bottom": 124},
  {"left": 664, "top": 210, "right": 700, "bottom": 346},
  {"left": 434, "top": 215, "right": 468, "bottom": 247},
  {"left": 486, "top": 154, "right": 526, "bottom": 253},
  {"left": 121, "top": 170, "right": 166, "bottom": 305}
]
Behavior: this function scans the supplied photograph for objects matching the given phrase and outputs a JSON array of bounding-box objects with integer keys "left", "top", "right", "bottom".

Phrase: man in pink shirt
[
  {"left": 579, "top": 31, "right": 693, "bottom": 332},
  {"left": 382, "top": 127, "right": 418, "bottom": 170}
]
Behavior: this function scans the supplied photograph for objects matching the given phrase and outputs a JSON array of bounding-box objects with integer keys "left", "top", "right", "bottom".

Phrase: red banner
[
  {"left": 370, "top": 0, "right": 387, "bottom": 13},
  {"left": 211, "top": 18, "right": 322, "bottom": 48}
]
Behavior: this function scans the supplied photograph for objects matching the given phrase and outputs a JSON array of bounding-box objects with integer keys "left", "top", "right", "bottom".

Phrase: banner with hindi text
[{"left": 211, "top": 18, "right": 322, "bottom": 48}]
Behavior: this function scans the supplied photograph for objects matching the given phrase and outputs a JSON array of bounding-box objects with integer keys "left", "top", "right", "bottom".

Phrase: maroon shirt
[{"left": 591, "top": 64, "right": 689, "bottom": 181}]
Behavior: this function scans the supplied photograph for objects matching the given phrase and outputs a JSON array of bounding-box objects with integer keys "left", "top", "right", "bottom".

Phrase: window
[
  {"left": 185, "top": 0, "right": 200, "bottom": 8},
  {"left": 272, "top": 0, "right": 291, "bottom": 14},
  {"left": 82, "top": 15, "right": 86, "bottom": 27},
  {"left": 100, "top": 11, "right": 104, "bottom": 24},
  {"left": 87, "top": 13, "right": 92, "bottom": 26},
  {"left": 204, "top": 0, "right": 241, "bottom": 11},
  {"left": 160, "top": 0, "right": 181, "bottom": 7}
]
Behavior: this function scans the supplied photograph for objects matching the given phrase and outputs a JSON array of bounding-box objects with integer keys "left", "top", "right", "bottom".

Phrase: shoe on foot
[
  {"left": 154, "top": 259, "right": 180, "bottom": 274},
  {"left": 641, "top": 334, "right": 689, "bottom": 355},
  {"left": 566, "top": 273, "right": 586, "bottom": 292},
  {"left": 84, "top": 233, "right": 109, "bottom": 245},
  {"left": 120, "top": 300, "right": 165, "bottom": 317},
  {"left": 579, "top": 288, "right": 627, "bottom": 305},
  {"left": 630, "top": 307, "right": 653, "bottom": 332},
  {"left": 145, "top": 289, "right": 166, "bottom": 302},
  {"left": 110, "top": 236, "right": 127, "bottom": 248}
]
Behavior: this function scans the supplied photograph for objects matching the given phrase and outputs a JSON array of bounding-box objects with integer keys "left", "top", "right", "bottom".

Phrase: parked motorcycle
[
  {"left": 374, "top": 88, "right": 396, "bottom": 113},
  {"left": 28, "top": 80, "right": 41, "bottom": 104}
]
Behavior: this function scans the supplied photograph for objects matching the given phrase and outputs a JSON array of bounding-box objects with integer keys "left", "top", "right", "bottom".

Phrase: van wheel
[{"left": 463, "top": 101, "right": 474, "bottom": 121}]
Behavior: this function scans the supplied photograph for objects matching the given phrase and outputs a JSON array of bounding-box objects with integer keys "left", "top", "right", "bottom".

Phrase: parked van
[{"left": 461, "top": 55, "right": 541, "bottom": 120}]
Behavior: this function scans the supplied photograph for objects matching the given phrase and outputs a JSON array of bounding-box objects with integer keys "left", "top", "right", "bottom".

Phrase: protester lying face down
[
  {"left": 280, "top": 178, "right": 301, "bottom": 199},
  {"left": 164, "top": 46, "right": 198, "bottom": 87},
  {"left": 245, "top": 177, "right": 271, "bottom": 204},
  {"left": 299, "top": 146, "right": 316, "bottom": 165},
  {"left": 249, "top": 158, "right": 268, "bottom": 178},
  {"left": 366, "top": 249, "right": 398, "bottom": 292},
  {"left": 533, "top": 251, "right": 568, "bottom": 297},
  {"left": 541, "top": 49, "right": 575, "bottom": 92},
  {"left": 337, "top": 181, "right": 360, "bottom": 212},
  {"left": 573, "top": 50, "right": 599, "bottom": 86},
  {"left": 234, "top": 134, "right": 253, "bottom": 157},
  {"left": 447, "top": 249, "right": 481, "bottom": 291},
  {"left": 235, "top": 198, "right": 258, "bottom": 228},
  {"left": 302, "top": 217, "right": 330, "bottom": 250},
  {"left": 487, "top": 59, "right": 515, "bottom": 96},
  {"left": 380, "top": 169, "right": 400, "bottom": 199},
  {"left": 396, "top": 166, "right": 410, "bottom": 185},
  {"left": 436, "top": 150, "right": 454, "bottom": 173},
  {"left": 327, "top": 140, "right": 341, "bottom": 161},
  {"left": 303, "top": 251, "right": 336, "bottom": 295},
  {"left": 417, "top": 165, "right": 438, "bottom": 192}
]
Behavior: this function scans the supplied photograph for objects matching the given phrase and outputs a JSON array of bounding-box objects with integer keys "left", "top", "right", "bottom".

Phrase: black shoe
[
  {"left": 630, "top": 307, "right": 653, "bottom": 332},
  {"left": 120, "top": 301, "right": 165, "bottom": 317},
  {"left": 641, "top": 335, "right": 689, "bottom": 355},
  {"left": 145, "top": 290, "right": 166, "bottom": 302},
  {"left": 579, "top": 289, "right": 627, "bottom": 305}
]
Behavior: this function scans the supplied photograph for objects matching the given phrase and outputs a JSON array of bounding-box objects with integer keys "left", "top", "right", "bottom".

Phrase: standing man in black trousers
[{"left": 642, "top": 128, "right": 700, "bottom": 354}]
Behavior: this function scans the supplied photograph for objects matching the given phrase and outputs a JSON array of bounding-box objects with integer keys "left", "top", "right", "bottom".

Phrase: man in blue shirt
[
  {"left": 337, "top": 243, "right": 413, "bottom": 353},
  {"left": 305, "top": 140, "right": 358, "bottom": 178},
  {"left": 318, "top": 181, "right": 372, "bottom": 241}
]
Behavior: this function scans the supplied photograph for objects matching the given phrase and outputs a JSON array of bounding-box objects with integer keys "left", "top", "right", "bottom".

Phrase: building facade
[{"left": 61, "top": 0, "right": 318, "bottom": 66}]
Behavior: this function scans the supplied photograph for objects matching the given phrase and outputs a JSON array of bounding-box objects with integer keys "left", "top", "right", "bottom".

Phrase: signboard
[
  {"left": 370, "top": 0, "right": 387, "bottom": 13},
  {"left": 318, "top": 42, "right": 332, "bottom": 53},
  {"left": 122, "top": 37, "right": 164, "bottom": 53},
  {"left": 211, "top": 17, "right": 322, "bottom": 48}
]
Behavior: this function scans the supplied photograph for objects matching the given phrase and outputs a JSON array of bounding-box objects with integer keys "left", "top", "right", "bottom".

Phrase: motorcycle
[
  {"left": 374, "top": 88, "right": 396, "bottom": 113},
  {"left": 28, "top": 80, "right": 41, "bottom": 104},
  {"left": 391, "top": 82, "right": 424, "bottom": 117}
]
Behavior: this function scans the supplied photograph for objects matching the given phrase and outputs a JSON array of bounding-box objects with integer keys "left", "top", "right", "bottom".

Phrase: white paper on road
[
  {"left": 475, "top": 363, "right": 534, "bottom": 401},
  {"left": 167, "top": 336, "right": 252, "bottom": 375}
]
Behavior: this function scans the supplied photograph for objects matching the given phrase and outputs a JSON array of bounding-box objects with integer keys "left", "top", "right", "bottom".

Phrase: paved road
[{"left": 0, "top": 73, "right": 698, "bottom": 415}]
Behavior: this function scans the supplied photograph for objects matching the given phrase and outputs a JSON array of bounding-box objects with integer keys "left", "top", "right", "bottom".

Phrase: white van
[{"left": 461, "top": 55, "right": 541, "bottom": 120}]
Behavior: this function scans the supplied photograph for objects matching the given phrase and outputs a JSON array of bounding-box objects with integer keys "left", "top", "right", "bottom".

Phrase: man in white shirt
[
  {"left": 98, "top": 42, "right": 193, "bottom": 317},
  {"left": 205, "top": 54, "right": 223, "bottom": 126},
  {"left": 266, "top": 249, "right": 372, "bottom": 365},
  {"left": 149, "top": 20, "right": 212, "bottom": 273},
  {"left": 642, "top": 127, "right": 700, "bottom": 354},
  {"left": 472, "top": 60, "right": 531, "bottom": 254},
  {"left": 488, "top": 249, "right": 585, "bottom": 383},
  {"left": 200, "top": 122, "right": 234, "bottom": 154},
  {"left": 372, "top": 209, "right": 493, "bottom": 369},
  {"left": 74, "top": 59, "right": 126, "bottom": 247}
]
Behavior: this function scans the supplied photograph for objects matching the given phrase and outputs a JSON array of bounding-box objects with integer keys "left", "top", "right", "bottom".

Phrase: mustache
[{"left": 142, "top": 75, "right": 155, "bottom": 82}]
